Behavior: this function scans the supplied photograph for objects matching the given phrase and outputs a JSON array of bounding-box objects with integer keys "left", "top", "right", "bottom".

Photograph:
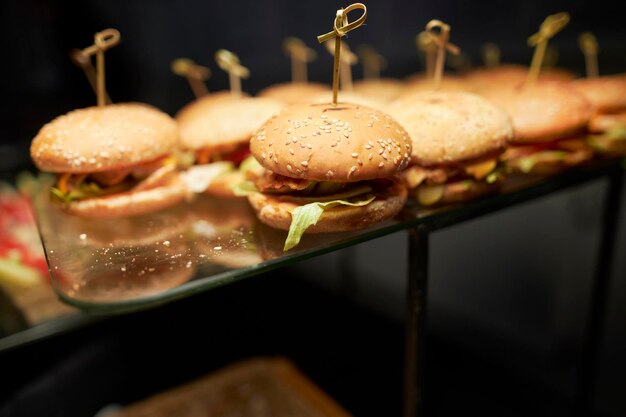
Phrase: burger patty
[
  {"left": 402, "top": 156, "right": 499, "bottom": 190},
  {"left": 195, "top": 142, "right": 251, "bottom": 166}
]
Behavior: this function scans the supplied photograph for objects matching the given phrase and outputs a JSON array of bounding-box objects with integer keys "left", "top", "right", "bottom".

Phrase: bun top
[
  {"left": 352, "top": 78, "right": 405, "bottom": 102},
  {"left": 257, "top": 82, "right": 330, "bottom": 105},
  {"left": 480, "top": 82, "right": 593, "bottom": 144},
  {"left": 250, "top": 102, "right": 412, "bottom": 182},
  {"left": 177, "top": 96, "right": 284, "bottom": 150},
  {"left": 465, "top": 64, "right": 577, "bottom": 93},
  {"left": 390, "top": 91, "right": 513, "bottom": 165},
  {"left": 31, "top": 103, "right": 178, "bottom": 173},
  {"left": 570, "top": 73, "right": 626, "bottom": 113}
]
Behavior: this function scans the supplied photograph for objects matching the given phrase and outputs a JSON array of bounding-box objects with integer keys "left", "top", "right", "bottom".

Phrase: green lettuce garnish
[
  {"left": 239, "top": 155, "right": 265, "bottom": 178},
  {"left": 284, "top": 194, "right": 376, "bottom": 251},
  {"left": 230, "top": 180, "right": 259, "bottom": 197}
]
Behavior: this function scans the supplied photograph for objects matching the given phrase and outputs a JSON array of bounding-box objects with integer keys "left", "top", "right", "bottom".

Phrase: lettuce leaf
[
  {"left": 284, "top": 194, "right": 376, "bottom": 251},
  {"left": 517, "top": 151, "right": 567, "bottom": 173},
  {"left": 181, "top": 162, "right": 234, "bottom": 193},
  {"left": 230, "top": 180, "right": 259, "bottom": 197},
  {"left": 239, "top": 155, "right": 265, "bottom": 178}
]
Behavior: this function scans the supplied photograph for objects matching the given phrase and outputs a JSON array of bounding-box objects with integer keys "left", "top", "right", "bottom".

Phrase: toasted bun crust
[
  {"left": 248, "top": 180, "right": 407, "bottom": 233},
  {"left": 257, "top": 82, "right": 330, "bottom": 105},
  {"left": 64, "top": 174, "right": 188, "bottom": 218},
  {"left": 353, "top": 78, "right": 405, "bottom": 102},
  {"left": 570, "top": 74, "right": 626, "bottom": 113},
  {"left": 177, "top": 96, "right": 285, "bottom": 150},
  {"left": 390, "top": 91, "right": 512, "bottom": 165},
  {"left": 250, "top": 102, "right": 412, "bottom": 182},
  {"left": 480, "top": 82, "right": 593, "bottom": 144},
  {"left": 31, "top": 103, "right": 178, "bottom": 173}
]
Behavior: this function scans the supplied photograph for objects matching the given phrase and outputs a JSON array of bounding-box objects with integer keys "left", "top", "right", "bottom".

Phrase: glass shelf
[{"left": 34, "top": 159, "right": 624, "bottom": 315}]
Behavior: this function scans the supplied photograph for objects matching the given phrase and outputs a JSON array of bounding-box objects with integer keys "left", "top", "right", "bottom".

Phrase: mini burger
[
  {"left": 246, "top": 102, "right": 412, "bottom": 251},
  {"left": 480, "top": 82, "right": 594, "bottom": 175},
  {"left": 258, "top": 82, "right": 330, "bottom": 105},
  {"left": 570, "top": 73, "right": 626, "bottom": 156},
  {"left": 390, "top": 91, "right": 513, "bottom": 206},
  {"left": 464, "top": 63, "right": 576, "bottom": 94},
  {"left": 30, "top": 103, "right": 187, "bottom": 218},
  {"left": 176, "top": 95, "right": 285, "bottom": 197}
]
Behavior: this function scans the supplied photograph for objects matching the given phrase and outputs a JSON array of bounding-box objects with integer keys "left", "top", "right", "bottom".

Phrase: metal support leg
[
  {"left": 578, "top": 168, "right": 624, "bottom": 415},
  {"left": 404, "top": 227, "right": 429, "bottom": 417}
]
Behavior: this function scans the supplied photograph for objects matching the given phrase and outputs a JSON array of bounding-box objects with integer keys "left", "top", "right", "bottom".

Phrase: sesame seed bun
[
  {"left": 31, "top": 103, "right": 178, "bottom": 173},
  {"left": 177, "top": 96, "right": 285, "bottom": 151},
  {"left": 353, "top": 78, "right": 405, "bottom": 102},
  {"left": 247, "top": 179, "right": 407, "bottom": 233},
  {"left": 389, "top": 91, "right": 513, "bottom": 166},
  {"left": 480, "top": 82, "right": 593, "bottom": 144},
  {"left": 570, "top": 73, "right": 626, "bottom": 113},
  {"left": 257, "top": 82, "right": 330, "bottom": 105},
  {"left": 64, "top": 174, "right": 188, "bottom": 219},
  {"left": 250, "top": 102, "right": 412, "bottom": 182}
]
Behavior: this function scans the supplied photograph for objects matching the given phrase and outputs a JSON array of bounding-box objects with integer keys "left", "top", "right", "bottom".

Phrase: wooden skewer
[
  {"left": 70, "top": 48, "right": 112, "bottom": 104},
  {"left": 171, "top": 58, "right": 211, "bottom": 98},
  {"left": 526, "top": 12, "right": 570, "bottom": 86},
  {"left": 416, "top": 31, "right": 437, "bottom": 79},
  {"left": 357, "top": 45, "right": 387, "bottom": 81},
  {"left": 317, "top": 3, "right": 367, "bottom": 105},
  {"left": 283, "top": 37, "right": 317, "bottom": 83},
  {"left": 425, "top": 20, "right": 460, "bottom": 89},
  {"left": 579, "top": 32, "right": 599, "bottom": 78},
  {"left": 324, "top": 39, "right": 358, "bottom": 91},
  {"left": 77, "top": 28, "right": 120, "bottom": 106},
  {"left": 481, "top": 42, "right": 500, "bottom": 68},
  {"left": 215, "top": 49, "right": 250, "bottom": 97}
]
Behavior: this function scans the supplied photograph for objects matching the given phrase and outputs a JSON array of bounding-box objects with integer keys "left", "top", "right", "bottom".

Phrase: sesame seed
[
  {"left": 365, "top": 144, "right": 372, "bottom": 149},
  {"left": 348, "top": 166, "right": 358, "bottom": 178},
  {"left": 368, "top": 154, "right": 373, "bottom": 160},
  {"left": 351, "top": 153, "right": 358, "bottom": 158},
  {"left": 326, "top": 170, "right": 334, "bottom": 178},
  {"left": 379, "top": 148, "right": 384, "bottom": 155},
  {"left": 343, "top": 132, "right": 349, "bottom": 138},
  {"left": 273, "top": 157, "right": 278, "bottom": 164},
  {"left": 301, "top": 161, "right": 308, "bottom": 167},
  {"left": 261, "top": 152, "right": 266, "bottom": 159},
  {"left": 307, "top": 143, "right": 312, "bottom": 149},
  {"left": 320, "top": 115, "right": 327, "bottom": 119},
  {"left": 358, "top": 160, "right": 363, "bottom": 166},
  {"left": 292, "top": 137, "right": 298, "bottom": 143},
  {"left": 382, "top": 153, "right": 388, "bottom": 160},
  {"left": 378, "top": 162, "right": 385, "bottom": 168},
  {"left": 289, "top": 148, "right": 295, "bottom": 155},
  {"left": 287, "top": 164, "right": 293, "bottom": 172}
]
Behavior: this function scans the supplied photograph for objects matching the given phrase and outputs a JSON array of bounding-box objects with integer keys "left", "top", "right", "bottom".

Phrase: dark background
[{"left": 1, "top": 0, "right": 626, "bottom": 174}]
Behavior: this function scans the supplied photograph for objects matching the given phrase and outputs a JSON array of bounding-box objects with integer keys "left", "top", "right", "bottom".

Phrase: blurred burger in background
[
  {"left": 30, "top": 103, "right": 188, "bottom": 218},
  {"left": 390, "top": 90, "right": 513, "bottom": 206},
  {"left": 481, "top": 82, "right": 594, "bottom": 176}
]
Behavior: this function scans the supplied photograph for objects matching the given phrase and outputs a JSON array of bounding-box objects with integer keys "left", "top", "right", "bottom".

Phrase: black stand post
[
  {"left": 578, "top": 168, "right": 624, "bottom": 416},
  {"left": 404, "top": 226, "right": 429, "bottom": 417}
]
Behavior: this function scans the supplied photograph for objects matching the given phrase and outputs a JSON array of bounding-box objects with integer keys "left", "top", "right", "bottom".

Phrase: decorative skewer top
[
  {"left": 317, "top": 3, "right": 367, "bottom": 105},
  {"left": 215, "top": 49, "right": 250, "bottom": 97}
]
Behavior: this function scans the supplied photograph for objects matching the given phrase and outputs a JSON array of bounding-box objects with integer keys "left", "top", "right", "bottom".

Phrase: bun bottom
[
  {"left": 64, "top": 175, "right": 188, "bottom": 219},
  {"left": 247, "top": 180, "right": 407, "bottom": 233}
]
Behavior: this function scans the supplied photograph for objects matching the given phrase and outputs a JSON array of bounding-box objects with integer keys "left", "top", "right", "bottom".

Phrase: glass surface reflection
[{"left": 34, "top": 160, "right": 622, "bottom": 313}]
